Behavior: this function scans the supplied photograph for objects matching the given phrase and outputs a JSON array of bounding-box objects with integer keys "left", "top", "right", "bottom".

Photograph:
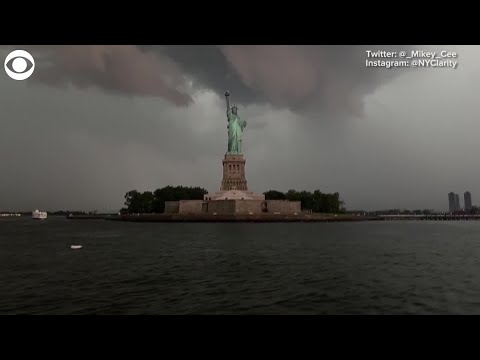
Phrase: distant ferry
[{"left": 32, "top": 210, "right": 47, "bottom": 220}]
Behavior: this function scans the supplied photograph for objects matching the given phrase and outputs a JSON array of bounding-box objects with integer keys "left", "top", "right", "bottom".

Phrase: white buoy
[{"left": 71, "top": 245, "right": 83, "bottom": 250}]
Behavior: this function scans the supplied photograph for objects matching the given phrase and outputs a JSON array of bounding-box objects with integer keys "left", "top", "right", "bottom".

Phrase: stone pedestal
[
  {"left": 204, "top": 153, "right": 265, "bottom": 201},
  {"left": 204, "top": 190, "right": 265, "bottom": 201},
  {"left": 220, "top": 153, "right": 248, "bottom": 191}
]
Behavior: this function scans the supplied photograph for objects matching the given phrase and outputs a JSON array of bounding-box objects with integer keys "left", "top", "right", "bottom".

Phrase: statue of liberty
[{"left": 225, "top": 91, "right": 247, "bottom": 154}]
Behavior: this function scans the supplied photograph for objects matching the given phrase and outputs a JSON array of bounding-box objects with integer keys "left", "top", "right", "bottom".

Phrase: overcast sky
[{"left": 1, "top": 45, "right": 478, "bottom": 212}]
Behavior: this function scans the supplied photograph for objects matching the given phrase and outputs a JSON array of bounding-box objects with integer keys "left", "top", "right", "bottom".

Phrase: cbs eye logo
[{"left": 4, "top": 50, "right": 35, "bottom": 81}]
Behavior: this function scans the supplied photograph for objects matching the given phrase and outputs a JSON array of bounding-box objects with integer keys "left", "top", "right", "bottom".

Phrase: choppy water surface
[{"left": 1, "top": 217, "right": 480, "bottom": 314}]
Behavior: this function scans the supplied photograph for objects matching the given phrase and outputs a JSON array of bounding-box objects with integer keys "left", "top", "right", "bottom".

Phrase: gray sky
[{"left": 1, "top": 45, "right": 478, "bottom": 212}]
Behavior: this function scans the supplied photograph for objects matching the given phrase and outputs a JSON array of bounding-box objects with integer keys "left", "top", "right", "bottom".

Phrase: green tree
[
  {"left": 124, "top": 186, "right": 209, "bottom": 214},
  {"left": 140, "top": 191, "right": 154, "bottom": 213},
  {"left": 264, "top": 190, "right": 287, "bottom": 200},
  {"left": 286, "top": 189, "right": 299, "bottom": 201},
  {"left": 124, "top": 190, "right": 142, "bottom": 213}
]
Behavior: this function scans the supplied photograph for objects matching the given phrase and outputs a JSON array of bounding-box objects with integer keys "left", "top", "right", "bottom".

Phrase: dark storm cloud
[
  {"left": 8, "top": 45, "right": 413, "bottom": 118},
  {"left": 13, "top": 45, "right": 193, "bottom": 106},
  {"left": 156, "top": 45, "right": 414, "bottom": 117},
  {"left": 148, "top": 45, "right": 266, "bottom": 104}
]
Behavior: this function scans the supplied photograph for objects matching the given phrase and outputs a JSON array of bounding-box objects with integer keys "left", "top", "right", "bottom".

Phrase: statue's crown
[{"left": 232, "top": 105, "right": 238, "bottom": 110}]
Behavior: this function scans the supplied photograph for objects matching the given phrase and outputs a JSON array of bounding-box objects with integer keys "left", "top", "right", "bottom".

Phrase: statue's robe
[{"left": 227, "top": 110, "right": 247, "bottom": 154}]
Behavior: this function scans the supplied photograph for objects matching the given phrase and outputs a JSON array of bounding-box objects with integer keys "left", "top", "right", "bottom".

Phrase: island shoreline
[{"left": 102, "top": 214, "right": 374, "bottom": 223}]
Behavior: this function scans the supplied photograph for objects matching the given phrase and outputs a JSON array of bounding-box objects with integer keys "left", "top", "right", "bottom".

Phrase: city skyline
[
  {"left": 447, "top": 191, "right": 475, "bottom": 213},
  {"left": 2, "top": 45, "right": 480, "bottom": 211}
]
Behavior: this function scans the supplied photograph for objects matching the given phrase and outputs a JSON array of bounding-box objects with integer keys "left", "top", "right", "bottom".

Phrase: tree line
[
  {"left": 122, "top": 186, "right": 345, "bottom": 214},
  {"left": 264, "top": 189, "right": 345, "bottom": 214},
  {"left": 122, "top": 186, "right": 208, "bottom": 214}
]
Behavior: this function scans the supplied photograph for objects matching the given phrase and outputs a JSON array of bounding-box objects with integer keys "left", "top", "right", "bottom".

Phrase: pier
[
  {"left": 378, "top": 214, "right": 480, "bottom": 221},
  {"left": 66, "top": 214, "right": 114, "bottom": 220}
]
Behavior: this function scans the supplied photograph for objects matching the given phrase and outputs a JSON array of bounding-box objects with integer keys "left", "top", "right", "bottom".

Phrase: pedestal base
[
  {"left": 204, "top": 190, "right": 265, "bottom": 201},
  {"left": 220, "top": 153, "right": 248, "bottom": 191}
]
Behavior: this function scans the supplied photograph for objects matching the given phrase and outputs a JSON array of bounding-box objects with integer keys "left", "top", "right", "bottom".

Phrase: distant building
[
  {"left": 448, "top": 192, "right": 455, "bottom": 212},
  {"left": 464, "top": 191, "right": 472, "bottom": 211},
  {"left": 455, "top": 193, "right": 461, "bottom": 211}
]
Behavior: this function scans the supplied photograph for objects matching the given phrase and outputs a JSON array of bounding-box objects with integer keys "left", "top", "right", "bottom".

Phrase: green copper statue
[{"left": 225, "top": 91, "right": 247, "bottom": 154}]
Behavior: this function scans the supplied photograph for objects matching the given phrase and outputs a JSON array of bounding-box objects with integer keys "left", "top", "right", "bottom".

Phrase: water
[{"left": 1, "top": 217, "right": 480, "bottom": 314}]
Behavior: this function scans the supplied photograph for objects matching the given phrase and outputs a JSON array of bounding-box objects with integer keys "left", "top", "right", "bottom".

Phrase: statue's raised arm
[{"left": 225, "top": 90, "right": 231, "bottom": 117}]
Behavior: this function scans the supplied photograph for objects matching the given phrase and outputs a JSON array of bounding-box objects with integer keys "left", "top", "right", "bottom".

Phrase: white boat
[
  {"left": 32, "top": 210, "right": 47, "bottom": 220},
  {"left": 71, "top": 245, "right": 82, "bottom": 250}
]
